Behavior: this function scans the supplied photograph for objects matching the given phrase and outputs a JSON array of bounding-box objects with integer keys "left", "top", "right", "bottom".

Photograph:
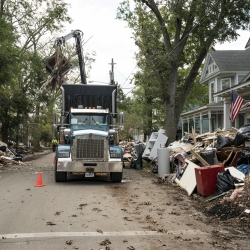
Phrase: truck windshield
[{"left": 70, "top": 113, "right": 109, "bottom": 132}]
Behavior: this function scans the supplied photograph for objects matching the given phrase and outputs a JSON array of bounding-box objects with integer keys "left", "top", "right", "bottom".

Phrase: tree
[
  {"left": 117, "top": 0, "right": 250, "bottom": 144},
  {"left": 0, "top": 18, "right": 18, "bottom": 86},
  {"left": 0, "top": 17, "right": 23, "bottom": 142},
  {"left": 0, "top": 0, "right": 72, "bottom": 145}
]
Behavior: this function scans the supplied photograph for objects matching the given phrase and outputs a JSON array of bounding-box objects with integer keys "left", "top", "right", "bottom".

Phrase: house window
[
  {"left": 208, "top": 56, "right": 214, "bottom": 65},
  {"left": 221, "top": 78, "right": 231, "bottom": 90}
]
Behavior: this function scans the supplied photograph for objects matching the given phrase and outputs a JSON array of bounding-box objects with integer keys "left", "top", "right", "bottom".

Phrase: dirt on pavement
[{"left": 1, "top": 152, "right": 249, "bottom": 250}]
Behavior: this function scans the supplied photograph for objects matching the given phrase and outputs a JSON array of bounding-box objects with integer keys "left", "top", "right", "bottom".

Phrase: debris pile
[
  {"left": 120, "top": 141, "right": 145, "bottom": 170},
  {"left": 142, "top": 125, "right": 250, "bottom": 229},
  {"left": 165, "top": 126, "right": 250, "bottom": 197},
  {"left": 0, "top": 141, "right": 25, "bottom": 167}
]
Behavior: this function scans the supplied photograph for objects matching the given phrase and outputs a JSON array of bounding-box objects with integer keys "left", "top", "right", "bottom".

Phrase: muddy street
[{"left": 0, "top": 152, "right": 249, "bottom": 250}]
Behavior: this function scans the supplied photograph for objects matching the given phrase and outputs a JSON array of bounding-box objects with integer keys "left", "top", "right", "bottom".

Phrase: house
[{"left": 180, "top": 39, "right": 250, "bottom": 135}]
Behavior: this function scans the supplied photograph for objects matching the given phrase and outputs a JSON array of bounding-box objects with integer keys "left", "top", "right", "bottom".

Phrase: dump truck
[{"left": 45, "top": 30, "right": 124, "bottom": 182}]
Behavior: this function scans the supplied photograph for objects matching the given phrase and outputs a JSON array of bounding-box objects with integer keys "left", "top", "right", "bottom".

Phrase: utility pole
[{"left": 109, "top": 58, "right": 116, "bottom": 85}]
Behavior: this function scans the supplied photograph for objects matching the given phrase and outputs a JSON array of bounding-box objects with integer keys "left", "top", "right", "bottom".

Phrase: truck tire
[
  {"left": 110, "top": 172, "right": 123, "bottom": 182},
  {"left": 55, "top": 162, "right": 67, "bottom": 182}
]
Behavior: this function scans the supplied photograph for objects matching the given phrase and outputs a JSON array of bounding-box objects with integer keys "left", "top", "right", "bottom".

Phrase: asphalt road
[{"left": 0, "top": 152, "right": 249, "bottom": 250}]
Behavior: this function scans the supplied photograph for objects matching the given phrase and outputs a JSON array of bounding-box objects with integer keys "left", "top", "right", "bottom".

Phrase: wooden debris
[
  {"left": 0, "top": 156, "right": 26, "bottom": 166},
  {"left": 175, "top": 159, "right": 200, "bottom": 196},
  {"left": 0, "top": 141, "right": 7, "bottom": 147},
  {"left": 180, "top": 143, "right": 194, "bottom": 153},
  {"left": 190, "top": 150, "right": 210, "bottom": 166}
]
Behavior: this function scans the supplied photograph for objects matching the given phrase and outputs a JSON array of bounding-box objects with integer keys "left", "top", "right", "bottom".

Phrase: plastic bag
[
  {"left": 237, "top": 164, "right": 250, "bottom": 175},
  {"left": 0, "top": 146, "right": 6, "bottom": 152},
  {"left": 214, "top": 170, "right": 235, "bottom": 195},
  {"left": 234, "top": 124, "right": 250, "bottom": 146},
  {"left": 199, "top": 150, "right": 215, "bottom": 165},
  {"left": 214, "top": 135, "right": 234, "bottom": 149},
  {"left": 237, "top": 149, "right": 250, "bottom": 165}
]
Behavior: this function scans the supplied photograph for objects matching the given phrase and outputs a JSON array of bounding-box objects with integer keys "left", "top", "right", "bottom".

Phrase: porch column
[
  {"left": 223, "top": 97, "right": 231, "bottom": 130},
  {"left": 208, "top": 111, "right": 211, "bottom": 132},
  {"left": 215, "top": 113, "right": 218, "bottom": 130},
  {"left": 235, "top": 116, "right": 240, "bottom": 129},
  {"left": 187, "top": 119, "right": 190, "bottom": 133}
]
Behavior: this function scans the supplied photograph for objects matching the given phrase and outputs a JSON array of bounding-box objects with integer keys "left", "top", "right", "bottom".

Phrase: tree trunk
[
  {"left": 1, "top": 106, "right": 9, "bottom": 143},
  {"left": 1, "top": 121, "right": 9, "bottom": 143},
  {"left": 164, "top": 102, "right": 178, "bottom": 146},
  {"left": 0, "top": 0, "right": 5, "bottom": 18},
  {"left": 33, "top": 104, "right": 41, "bottom": 150},
  {"left": 162, "top": 57, "right": 179, "bottom": 146},
  {"left": 144, "top": 106, "right": 153, "bottom": 142},
  {"left": 22, "top": 119, "right": 29, "bottom": 146}
]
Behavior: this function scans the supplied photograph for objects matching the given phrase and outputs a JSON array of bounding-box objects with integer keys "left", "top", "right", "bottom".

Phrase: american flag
[{"left": 229, "top": 90, "right": 244, "bottom": 122}]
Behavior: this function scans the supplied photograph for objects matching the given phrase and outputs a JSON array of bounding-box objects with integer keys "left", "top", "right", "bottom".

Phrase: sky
[
  {"left": 66, "top": 0, "right": 137, "bottom": 94},
  {"left": 65, "top": 0, "right": 250, "bottom": 95}
]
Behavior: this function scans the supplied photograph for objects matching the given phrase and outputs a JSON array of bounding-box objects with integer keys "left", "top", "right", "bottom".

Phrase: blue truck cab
[{"left": 54, "top": 84, "right": 123, "bottom": 182}]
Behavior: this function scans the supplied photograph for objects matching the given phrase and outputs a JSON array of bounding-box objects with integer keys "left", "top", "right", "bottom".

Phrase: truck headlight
[
  {"left": 110, "top": 152, "right": 121, "bottom": 158},
  {"left": 58, "top": 152, "right": 70, "bottom": 158}
]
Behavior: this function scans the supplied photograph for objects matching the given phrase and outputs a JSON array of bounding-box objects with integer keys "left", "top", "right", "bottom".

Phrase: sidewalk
[{"left": 22, "top": 149, "right": 53, "bottom": 161}]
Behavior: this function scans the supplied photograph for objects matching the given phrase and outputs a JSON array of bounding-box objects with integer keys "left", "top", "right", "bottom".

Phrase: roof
[
  {"left": 209, "top": 50, "right": 250, "bottom": 72},
  {"left": 245, "top": 38, "right": 250, "bottom": 49},
  {"left": 181, "top": 101, "right": 224, "bottom": 118},
  {"left": 240, "top": 71, "right": 250, "bottom": 84}
]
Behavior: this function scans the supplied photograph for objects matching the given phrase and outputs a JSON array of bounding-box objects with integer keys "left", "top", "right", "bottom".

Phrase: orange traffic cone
[{"left": 35, "top": 172, "right": 45, "bottom": 187}]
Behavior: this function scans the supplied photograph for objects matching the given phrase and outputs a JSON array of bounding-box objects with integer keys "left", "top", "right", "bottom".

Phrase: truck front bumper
[{"left": 57, "top": 159, "right": 123, "bottom": 172}]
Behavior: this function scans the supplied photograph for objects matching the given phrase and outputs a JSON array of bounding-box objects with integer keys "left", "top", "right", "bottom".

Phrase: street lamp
[{"left": 88, "top": 80, "right": 110, "bottom": 84}]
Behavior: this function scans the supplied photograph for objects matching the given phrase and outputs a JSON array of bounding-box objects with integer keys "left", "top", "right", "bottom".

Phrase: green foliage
[
  {"left": 116, "top": 82, "right": 127, "bottom": 110},
  {"left": 117, "top": 0, "right": 250, "bottom": 143},
  {"left": 0, "top": 18, "right": 18, "bottom": 86},
  {"left": 119, "top": 109, "right": 143, "bottom": 140},
  {"left": 40, "top": 124, "right": 53, "bottom": 143},
  {"left": 183, "top": 80, "right": 209, "bottom": 112},
  {"left": 177, "top": 68, "right": 209, "bottom": 112},
  {"left": 0, "top": 0, "right": 72, "bottom": 144}
]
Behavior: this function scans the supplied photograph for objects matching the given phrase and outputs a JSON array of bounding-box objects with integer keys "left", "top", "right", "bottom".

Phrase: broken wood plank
[
  {"left": 180, "top": 144, "right": 194, "bottom": 153},
  {"left": 175, "top": 159, "right": 200, "bottom": 196},
  {"left": 207, "top": 192, "right": 228, "bottom": 202}
]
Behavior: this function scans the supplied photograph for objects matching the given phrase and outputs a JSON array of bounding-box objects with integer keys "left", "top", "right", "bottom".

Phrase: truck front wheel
[
  {"left": 110, "top": 172, "right": 123, "bottom": 182},
  {"left": 55, "top": 162, "right": 67, "bottom": 182}
]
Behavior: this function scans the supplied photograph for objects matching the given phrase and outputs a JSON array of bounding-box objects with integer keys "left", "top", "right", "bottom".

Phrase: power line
[
  {"left": 113, "top": 65, "right": 127, "bottom": 80},
  {"left": 121, "top": 64, "right": 138, "bottom": 87}
]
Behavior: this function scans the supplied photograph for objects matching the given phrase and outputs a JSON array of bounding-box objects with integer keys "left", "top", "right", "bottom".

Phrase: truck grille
[{"left": 75, "top": 138, "right": 105, "bottom": 160}]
